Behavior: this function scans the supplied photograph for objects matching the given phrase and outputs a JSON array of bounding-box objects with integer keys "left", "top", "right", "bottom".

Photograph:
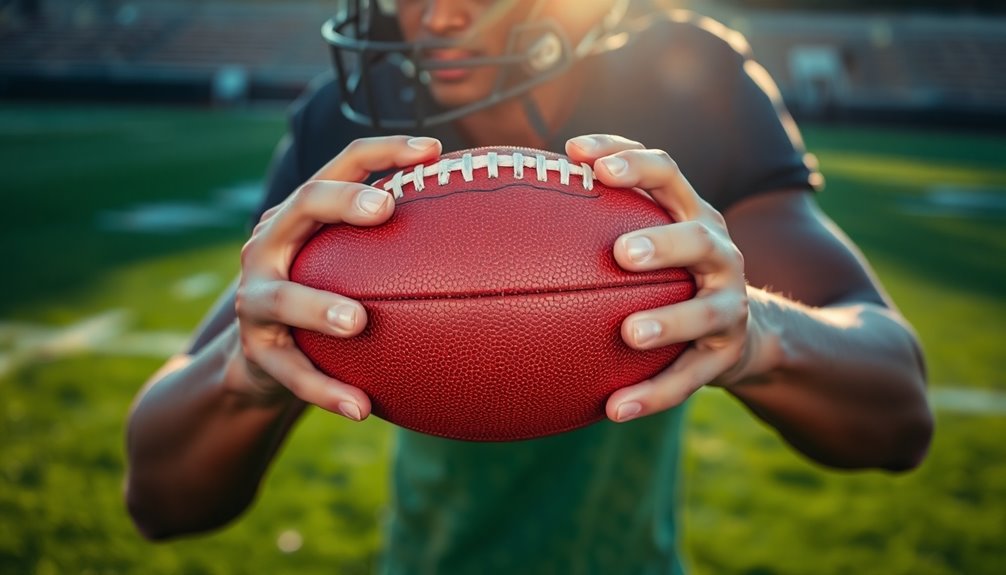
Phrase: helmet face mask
[{"left": 323, "top": 0, "right": 608, "bottom": 131}]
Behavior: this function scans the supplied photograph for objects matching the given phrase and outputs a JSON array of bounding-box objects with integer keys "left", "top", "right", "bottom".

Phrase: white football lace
[{"left": 381, "top": 152, "right": 595, "bottom": 199}]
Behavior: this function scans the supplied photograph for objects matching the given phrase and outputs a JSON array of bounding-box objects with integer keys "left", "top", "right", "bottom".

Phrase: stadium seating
[
  {"left": 0, "top": 0, "right": 331, "bottom": 101},
  {"left": 1, "top": 0, "right": 1004, "bottom": 123},
  {"left": 734, "top": 11, "right": 1006, "bottom": 117}
]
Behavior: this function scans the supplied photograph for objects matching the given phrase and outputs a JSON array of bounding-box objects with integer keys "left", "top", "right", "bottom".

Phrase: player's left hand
[{"left": 567, "top": 134, "right": 758, "bottom": 423}]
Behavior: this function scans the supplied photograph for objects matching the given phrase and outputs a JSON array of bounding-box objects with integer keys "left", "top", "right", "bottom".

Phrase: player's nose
[{"left": 421, "top": 0, "right": 472, "bottom": 37}]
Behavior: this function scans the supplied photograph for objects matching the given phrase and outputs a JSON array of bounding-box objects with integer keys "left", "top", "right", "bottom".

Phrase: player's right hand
[{"left": 229, "top": 135, "right": 442, "bottom": 420}]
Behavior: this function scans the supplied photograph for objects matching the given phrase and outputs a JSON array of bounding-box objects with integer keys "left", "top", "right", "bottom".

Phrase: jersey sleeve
[
  {"left": 714, "top": 38, "right": 824, "bottom": 210},
  {"left": 248, "top": 74, "right": 375, "bottom": 230},
  {"left": 248, "top": 132, "right": 302, "bottom": 230},
  {"left": 246, "top": 79, "right": 324, "bottom": 230}
]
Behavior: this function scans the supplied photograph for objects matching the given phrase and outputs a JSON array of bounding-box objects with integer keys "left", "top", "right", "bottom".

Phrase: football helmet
[{"left": 322, "top": 0, "right": 634, "bottom": 132}]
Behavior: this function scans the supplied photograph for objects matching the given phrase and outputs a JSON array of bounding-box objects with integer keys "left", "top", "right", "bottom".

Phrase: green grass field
[{"left": 1, "top": 104, "right": 1004, "bottom": 574}]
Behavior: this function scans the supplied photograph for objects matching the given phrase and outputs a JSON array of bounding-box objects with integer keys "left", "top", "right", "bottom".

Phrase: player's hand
[
  {"left": 567, "top": 134, "right": 754, "bottom": 423},
  {"left": 231, "top": 135, "right": 442, "bottom": 420}
]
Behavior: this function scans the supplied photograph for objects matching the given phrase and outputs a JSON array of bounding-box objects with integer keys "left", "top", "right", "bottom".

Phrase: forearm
[
  {"left": 727, "top": 288, "right": 932, "bottom": 471},
  {"left": 125, "top": 324, "right": 306, "bottom": 539}
]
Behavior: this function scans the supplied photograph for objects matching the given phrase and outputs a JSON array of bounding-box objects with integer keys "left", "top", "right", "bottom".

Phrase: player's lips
[{"left": 424, "top": 49, "right": 481, "bottom": 82}]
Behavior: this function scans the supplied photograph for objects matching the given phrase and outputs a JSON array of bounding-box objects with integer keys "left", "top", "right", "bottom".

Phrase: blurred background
[{"left": 1, "top": 0, "right": 1004, "bottom": 573}]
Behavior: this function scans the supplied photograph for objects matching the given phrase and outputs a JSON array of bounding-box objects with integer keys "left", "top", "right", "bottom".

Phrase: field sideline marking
[
  {"left": 898, "top": 184, "right": 1006, "bottom": 219},
  {"left": 0, "top": 272, "right": 221, "bottom": 375},
  {"left": 0, "top": 309, "right": 188, "bottom": 377},
  {"left": 927, "top": 387, "right": 1006, "bottom": 416},
  {"left": 96, "top": 182, "right": 261, "bottom": 234}
]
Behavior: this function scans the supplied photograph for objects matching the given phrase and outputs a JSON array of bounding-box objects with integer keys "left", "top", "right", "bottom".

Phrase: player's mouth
[{"left": 424, "top": 49, "right": 481, "bottom": 82}]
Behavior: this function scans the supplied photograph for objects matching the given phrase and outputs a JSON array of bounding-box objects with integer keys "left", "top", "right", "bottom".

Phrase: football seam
[
  {"left": 393, "top": 181, "right": 602, "bottom": 205},
  {"left": 379, "top": 151, "right": 595, "bottom": 198},
  {"left": 341, "top": 278, "right": 694, "bottom": 303}
]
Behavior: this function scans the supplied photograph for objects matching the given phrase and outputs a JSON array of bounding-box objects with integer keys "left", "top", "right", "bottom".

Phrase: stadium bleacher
[
  {"left": 0, "top": 0, "right": 332, "bottom": 102},
  {"left": 733, "top": 11, "right": 1006, "bottom": 118},
  {"left": 1, "top": 0, "right": 1004, "bottom": 126}
]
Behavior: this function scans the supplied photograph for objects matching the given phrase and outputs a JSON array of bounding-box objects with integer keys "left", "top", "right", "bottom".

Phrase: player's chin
[
  {"left": 428, "top": 88, "right": 480, "bottom": 109},
  {"left": 427, "top": 74, "right": 497, "bottom": 109}
]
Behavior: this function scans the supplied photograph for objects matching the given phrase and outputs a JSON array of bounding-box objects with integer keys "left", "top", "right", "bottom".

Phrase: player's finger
[
  {"left": 311, "top": 135, "right": 442, "bottom": 183},
  {"left": 614, "top": 220, "right": 743, "bottom": 276},
  {"left": 565, "top": 134, "right": 645, "bottom": 163},
  {"left": 252, "top": 344, "right": 372, "bottom": 420},
  {"left": 257, "top": 181, "right": 395, "bottom": 263},
  {"left": 620, "top": 291, "right": 747, "bottom": 350},
  {"left": 249, "top": 204, "right": 285, "bottom": 243},
  {"left": 236, "top": 280, "right": 367, "bottom": 337},
  {"left": 605, "top": 344, "right": 743, "bottom": 422},
  {"left": 592, "top": 148, "right": 703, "bottom": 221},
  {"left": 258, "top": 203, "right": 283, "bottom": 225}
]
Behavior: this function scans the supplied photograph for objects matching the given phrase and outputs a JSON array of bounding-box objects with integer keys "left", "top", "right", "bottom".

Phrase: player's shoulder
[
  {"left": 287, "top": 70, "right": 346, "bottom": 137},
  {"left": 285, "top": 70, "right": 376, "bottom": 176},
  {"left": 593, "top": 8, "right": 754, "bottom": 114},
  {"left": 631, "top": 8, "right": 753, "bottom": 62}
]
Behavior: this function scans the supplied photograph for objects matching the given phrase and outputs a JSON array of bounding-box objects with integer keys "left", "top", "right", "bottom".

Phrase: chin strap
[
  {"left": 520, "top": 94, "right": 554, "bottom": 143},
  {"left": 515, "top": 0, "right": 589, "bottom": 143},
  {"left": 517, "top": 0, "right": 633, "bottom": 143}
]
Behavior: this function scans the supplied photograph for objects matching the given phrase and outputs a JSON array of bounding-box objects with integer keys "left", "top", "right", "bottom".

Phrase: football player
[{"left": 125, "top": 1, "right": 932, "bottom": 572}]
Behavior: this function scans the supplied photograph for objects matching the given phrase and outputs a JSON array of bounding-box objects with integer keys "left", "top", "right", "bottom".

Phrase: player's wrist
[
  {"left": 219, "top": 328, "right": 300, "bottom": 408},
  {"left": 222, "top": 361, "right": 297, "bottom": 408},
  {"left": 721, "top": 286, "right": 786, "bottom": 387}
]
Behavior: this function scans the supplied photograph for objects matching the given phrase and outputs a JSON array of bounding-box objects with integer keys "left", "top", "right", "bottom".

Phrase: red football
[{"left": 291, "top": 146, "right": 695, "bottom": 441}]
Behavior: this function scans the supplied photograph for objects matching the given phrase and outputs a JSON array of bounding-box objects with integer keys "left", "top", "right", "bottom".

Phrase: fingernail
[
  {"left": 407, "top": 137, "right": 438, "bottom": 150},
  {"left": 615, "top": 401, "right": 643, "bottom": 422},
  {"left": 571, "top": 135, "right": 598, "bottom": 152},
  {"left": 357, "top": 188, "right": 390, "bottom": 215},
  {"left": 633, "top": 319, "right": 662, "bottom": 346},
  {"left": 327, "top": 304, "right": 357, "bottom": 332},
  {"left": 338, "top": 401, "right": 362, "bottom": 421},
  {"left": 624, "top": 235, "right": 655, "bottom": 264},
  {"left": 600, "top": 156, "right": 628, "bottom": 177}
]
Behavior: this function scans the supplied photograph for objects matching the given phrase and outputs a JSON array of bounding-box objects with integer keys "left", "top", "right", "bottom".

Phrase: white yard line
[
  {"left": 96, "top": 181, "right": 262, "bottom": 234},
  {"left": 899, "top": 184, "right": 1006, "bottom": 219},
  {"left": 173, "top": 272, "right": 222, "bottom": 300},
  {"left": 0, "top": 310, "right": 188, "bottom": 377},
  {"left": 928, "top": 387, "right": 1006, "bottom": 416}
]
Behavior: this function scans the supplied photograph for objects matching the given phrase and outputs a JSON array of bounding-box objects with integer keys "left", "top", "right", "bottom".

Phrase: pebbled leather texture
[{"left": 291, "top": 146, "right": 696, "bottom": 441}]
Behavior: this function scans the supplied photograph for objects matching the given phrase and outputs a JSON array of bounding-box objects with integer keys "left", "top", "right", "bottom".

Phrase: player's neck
[{"left": 454, "top": 61, "right": 588, "bottom": 150}]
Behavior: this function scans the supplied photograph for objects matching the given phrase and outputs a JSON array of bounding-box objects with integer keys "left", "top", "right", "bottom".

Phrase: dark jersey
[{"left": 253, "top": 11, "right": 819, "bottom": 575}]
